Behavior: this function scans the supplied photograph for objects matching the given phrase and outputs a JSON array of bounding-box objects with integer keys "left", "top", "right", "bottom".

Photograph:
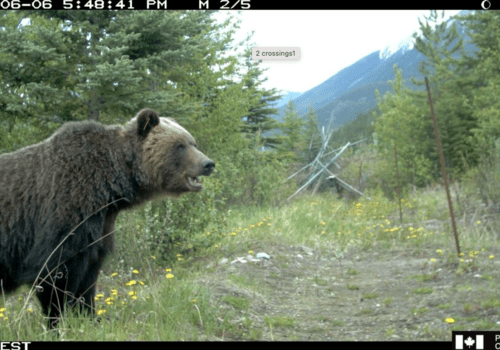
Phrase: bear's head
[{"left": 133, "top": 108, "right": 215, "bottom": 197}]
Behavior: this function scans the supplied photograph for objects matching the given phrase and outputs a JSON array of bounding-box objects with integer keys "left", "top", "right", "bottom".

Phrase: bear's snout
[{"left": 202, "top": 160, "right": 215, "bottom": 176}]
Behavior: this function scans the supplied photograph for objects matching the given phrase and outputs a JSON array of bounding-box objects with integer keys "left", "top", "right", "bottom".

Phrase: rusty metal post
[
  {"left": 393, "top": 141, "right": 403, "bottom": 223},
  {"left": 425, "top": 77, "right": 461, "bottom": 257}
]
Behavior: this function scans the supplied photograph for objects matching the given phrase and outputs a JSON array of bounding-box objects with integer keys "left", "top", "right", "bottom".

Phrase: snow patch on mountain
[
  {"left": 379, "top": 34, "right": 415, "bottom": 60},
  {"left": 347, "top": 76, "right": 364, "bottom": 90}
]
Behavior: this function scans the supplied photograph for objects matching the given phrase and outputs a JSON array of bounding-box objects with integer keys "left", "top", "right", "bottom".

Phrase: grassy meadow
[{"left": 1, "top": 184, "right": 499, "bottom": 340}]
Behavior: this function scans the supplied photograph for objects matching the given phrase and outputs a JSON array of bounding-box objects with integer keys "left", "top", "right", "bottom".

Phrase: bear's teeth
[{"left": 189, "top": 177, "right": 201, "bottom": 185}]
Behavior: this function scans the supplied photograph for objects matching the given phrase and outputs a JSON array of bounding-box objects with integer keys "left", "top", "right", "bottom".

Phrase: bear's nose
[{"left": 203, "top": 160, "right": 215, "bottom": 175}]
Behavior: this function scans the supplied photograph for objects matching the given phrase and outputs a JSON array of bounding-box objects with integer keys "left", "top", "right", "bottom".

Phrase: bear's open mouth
[{"left": 187, "top": 176, "right": 203, "bottom": 191}]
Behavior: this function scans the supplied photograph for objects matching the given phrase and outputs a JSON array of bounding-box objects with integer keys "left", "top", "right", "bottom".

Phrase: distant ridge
[{"left": 272, "top": 10, "right": 473, "bottom": 131}]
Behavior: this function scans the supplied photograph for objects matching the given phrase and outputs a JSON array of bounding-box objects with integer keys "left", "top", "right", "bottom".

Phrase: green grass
[
  {"left": 221, "top": 295, "right": 250, "bottom": 311},
  {"left": 264, "top": 315, "right": 295, "bottom": 327},
  {"left": 1, "top": 185, "right": 499, "bottom": 340}
]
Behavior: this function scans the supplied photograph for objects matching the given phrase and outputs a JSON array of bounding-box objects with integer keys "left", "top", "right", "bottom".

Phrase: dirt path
[{"left": 197, "top": 243, "right": 500, "bottom": 341}]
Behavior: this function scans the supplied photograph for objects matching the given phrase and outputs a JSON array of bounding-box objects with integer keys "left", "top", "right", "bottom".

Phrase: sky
[{"left": 214, "top": 10, "right": 462, "bottom": 94}]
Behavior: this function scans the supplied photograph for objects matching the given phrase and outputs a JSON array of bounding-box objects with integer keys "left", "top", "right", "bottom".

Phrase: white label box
[{"left": 252, "top": 47, "right": 301, "bottom": 60}]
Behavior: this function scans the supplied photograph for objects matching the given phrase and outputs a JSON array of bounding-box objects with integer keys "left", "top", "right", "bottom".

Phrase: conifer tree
[
  {"left": 240, "top": 53, "right": 282, "bottom": 150},
  {"left": 303, "top": 104, "right": 321, "bottom": 163},
  {"left": 0, "top": 11, "right": 214, "bottom": 123},
  {"left": 374, "top": 65, "right": 433, "bottom": 188},
  {"left": 412, "top": 10, "right": 477, "bottom": 172},
  {"left": 456, "top": 10, "right": 500, "bottom": 152},
  {"left": 278, "top": 100, "right": 306, "bottom": 161}
]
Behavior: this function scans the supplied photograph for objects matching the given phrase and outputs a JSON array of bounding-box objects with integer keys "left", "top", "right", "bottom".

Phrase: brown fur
[{"left": 0, "top": 108, "right": 214, "bottom": 328}]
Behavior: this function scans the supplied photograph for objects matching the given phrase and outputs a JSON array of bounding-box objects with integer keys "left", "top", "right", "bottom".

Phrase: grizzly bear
[{"left": 0, "top": 108, "right": 214, "bottom": 328}]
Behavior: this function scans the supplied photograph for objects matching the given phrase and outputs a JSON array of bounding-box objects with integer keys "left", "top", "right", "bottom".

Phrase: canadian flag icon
[{"left": 455, "top": 334, "right": 484, "bottom": 349}]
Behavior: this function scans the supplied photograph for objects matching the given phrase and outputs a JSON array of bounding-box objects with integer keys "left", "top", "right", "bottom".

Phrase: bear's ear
[{"left": 136, "top": 108, "right": 160, "bottom": 138}]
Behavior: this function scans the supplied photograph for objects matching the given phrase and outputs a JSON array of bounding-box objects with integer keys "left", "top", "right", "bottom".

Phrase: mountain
[
  {"left": 274, "top": 38, "right": 424, "bottom": 129},
  {"left": 273, "top": 10, "right": 472, "bottom": 131},
  {"left": 273, "top": 91, "right": 303, "bottom": 109}
]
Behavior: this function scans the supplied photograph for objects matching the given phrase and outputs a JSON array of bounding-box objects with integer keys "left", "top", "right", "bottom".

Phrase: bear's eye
[{"left": 177, "top": 143, "right": 185, "bottom": 151}]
